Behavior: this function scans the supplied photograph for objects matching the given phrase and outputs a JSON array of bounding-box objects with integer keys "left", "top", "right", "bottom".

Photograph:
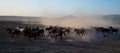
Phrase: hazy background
[{"left": 0, "top": 0, "right": 120, "bottom": 28}]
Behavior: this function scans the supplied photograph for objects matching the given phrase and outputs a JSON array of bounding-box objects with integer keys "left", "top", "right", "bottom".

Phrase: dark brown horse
[
  {"left": 74, "top": 28, "right": 86, "bottom": 36},
  {"left": 109, "top": 26, "right": 119, "bottom": 34},
  {"left": 95, "top": 27, "right": 111, "bottom": 33},
  {"left": 23, "top": 27, "right": 41, "bottom": 40},
  {"left": 6, "top": 28, "right": 21, "bottom": 39},
  {"left": 45, "top": 26, "right": 67, "bottom": 40}
]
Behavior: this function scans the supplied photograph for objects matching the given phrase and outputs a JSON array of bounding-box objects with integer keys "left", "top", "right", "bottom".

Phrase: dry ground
[{"left": 0, "top": 21, "right": 120, "bottom": 53}]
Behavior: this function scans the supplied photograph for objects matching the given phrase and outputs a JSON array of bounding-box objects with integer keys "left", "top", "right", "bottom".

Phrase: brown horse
[
  {"left": 109, "top": 26, "right": 119, "bottom": 34},
  {"left": 74, "top": 28, "right": 86, "bottom": 36},
  {"left": 45, "top": 26, "right": 67, "bottom": 40},
  {"left": 22, "top": 27, "right": 41, "bottom": 40},
  {"left": 6, "top": 28, "right": 21, "bottom": 39},
  {"left": 95, "top": 27, "right": 109, "bottom": 37}
]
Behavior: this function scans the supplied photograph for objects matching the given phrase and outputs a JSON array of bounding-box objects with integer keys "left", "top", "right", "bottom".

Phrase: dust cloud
[
  {"left": 39, "top": 16, "right": 112, "bottom": 28},
  {"left": 38, "top": 15, "right": 119, "bottom": 42}
]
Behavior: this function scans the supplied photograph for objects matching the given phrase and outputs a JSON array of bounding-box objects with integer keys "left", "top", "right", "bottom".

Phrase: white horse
[{"left": 16, "top": 27, "right": 24, "bottom": 32}]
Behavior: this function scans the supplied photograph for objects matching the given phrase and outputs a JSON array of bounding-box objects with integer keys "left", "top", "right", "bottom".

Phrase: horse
[
  {"left": 22, "top": 27, "right": 41, "bottom": 40},
  {"left": 6, "top": 28, "right": 21, "bottom": 39},
  {"left": 51, "top": 29, "right": 67, "bottom": 41},
  {"left": 109, "top": 26, "right": 119, "bottom": 34},
  {"left": 63, "top": 28, "right": 71, "bottom": 36},
  {"left": 74, "top": 28, "right": 86, "bottom": 36},
  {"left": 45, "top": 26, "right": 67, "bottom": 40},
  {"left": 36, "top": 28, "right": 45, "bottom": 39},
  {"left": 94, "top": 27, "right": 112, "bottom": 37}
]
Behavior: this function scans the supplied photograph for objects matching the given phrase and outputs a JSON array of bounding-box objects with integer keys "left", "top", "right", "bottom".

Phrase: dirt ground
[{"left": 0, "top": 21, "right": 120, "bottom": 53}]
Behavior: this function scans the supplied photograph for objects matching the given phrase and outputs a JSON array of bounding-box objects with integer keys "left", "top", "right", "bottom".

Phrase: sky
[{"left": 0, "top": 0, "right": 120, "bottom": 17}]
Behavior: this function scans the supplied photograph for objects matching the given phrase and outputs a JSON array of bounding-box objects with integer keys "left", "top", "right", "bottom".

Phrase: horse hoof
[{"left": 9, "top": 39, "right": 14, "bottom": 42}]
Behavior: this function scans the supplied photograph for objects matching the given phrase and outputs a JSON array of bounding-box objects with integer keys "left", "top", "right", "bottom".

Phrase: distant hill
[
  {"left": 0, "top": 15, "right": 120, "bottom": 25},
  {"left": 0, "top": 16, "right": 41, "bottom": 21},
  {"left": 103, "top": 15, "right": 120, "bottom": 25}
]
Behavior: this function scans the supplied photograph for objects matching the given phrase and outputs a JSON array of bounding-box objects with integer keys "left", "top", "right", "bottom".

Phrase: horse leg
[
  {"left": 34, "top": 37, "right": 37, "bottom": 40},
  {"left": 79, "top": 32, "right": 81, "bottom": 36},
  {"left": 116, "top": 31, "right": 118, "bottom": 34},
  {"left": 84, "top": 31, "right": 87, "bottom": 35},
  {"left": 60, "top": 35, "right": 63, "bottom": 40},
  {"left": 25, "top": 35, "right": 32, "bottom": 41},
  {"left": 55, "top": 35, "right": 58, "bottom": 41},
  {"left": 37, "top": 35, "right": 40, "bottom": 39},
  {"left": 76, "top": 32, "right": 79, "bottom": 37},
  {"left": 16, "top": 34, "right": 19, "bottom": 39},
  {"left": 28, "top": 36, "right": 33, "bottom": 42},
  {"left": 33, "top": 35, "right": 37, "bottom": 40},
  {"left": 78, "top": 33, "right": 80, "bottom": 37},
  {"left": 81, "top": 33, "right": 84, "bottom": 36},
  {"left": 11, "top": 34, "right": 14, "bottom": 39},
  {"left": 63, "top": 32, "right": 66, "bottom": 36},
  {"left": 10, "top": 34, "right": 15, "bottom": 41},
  {"left": 103, "top": 34, "right": 107, "bottom": 37},
  {"left": 40, "top": 33, "right": 43, "bottom": 39},
  {"left": 29, "top": 37, "right": 33, "bottom": 42},
  {"left": 60, "top": 33, "right": 63, "bottom": 41}
]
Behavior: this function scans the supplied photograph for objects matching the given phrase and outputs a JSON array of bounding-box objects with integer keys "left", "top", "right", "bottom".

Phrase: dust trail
[
  {"left": 6, "top": 15, "right": 118, "bottom": 42},
  {"left": 38, "top": 16, "right": 120, "bottom": 42},
  {"left": 39, "top": 16, "right": 113, "bottom": 28}
]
